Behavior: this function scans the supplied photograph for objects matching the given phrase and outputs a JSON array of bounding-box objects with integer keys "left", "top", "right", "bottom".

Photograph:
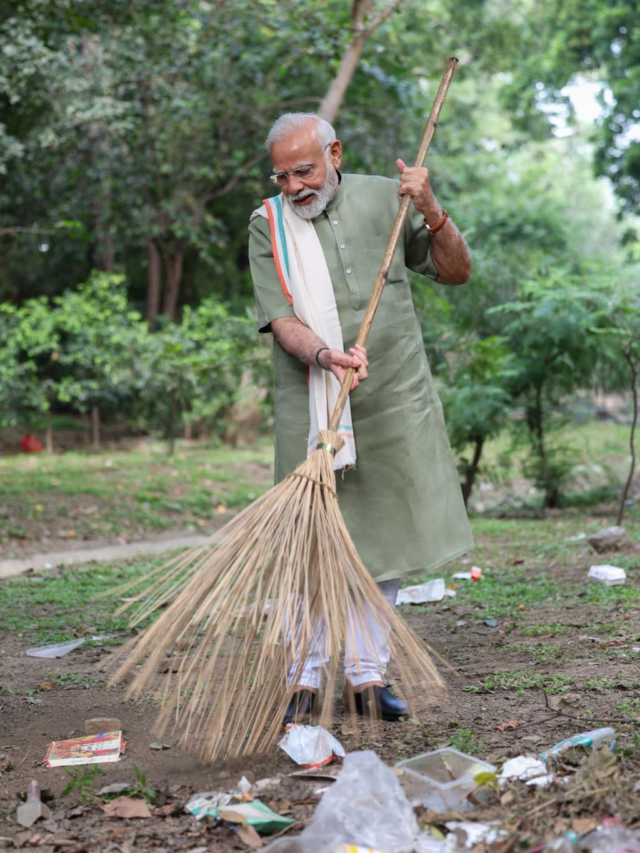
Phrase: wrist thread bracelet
[
  {"left": 423, "top": 209, "right": 448, "bottom": 234},
  {"left": 315, "top": 347, "right": 330, "bottom": 368}
]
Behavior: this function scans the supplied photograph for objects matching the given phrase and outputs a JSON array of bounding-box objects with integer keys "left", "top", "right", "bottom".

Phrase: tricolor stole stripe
[{"left": 263, "top": 196, "right": 293, "bottom": 305}]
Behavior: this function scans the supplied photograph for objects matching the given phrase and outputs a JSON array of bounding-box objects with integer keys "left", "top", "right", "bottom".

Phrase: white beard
[{"left": 289, "top": 167, "right": 339, "bottom": 220}]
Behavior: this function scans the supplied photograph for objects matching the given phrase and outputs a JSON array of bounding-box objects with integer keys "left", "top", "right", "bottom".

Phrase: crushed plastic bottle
[
  {"left": 539, "top": 728, "right": 615, "bottom": 762},
  {"left": 543, "top": 831, "right": 577, "bottom": 852},
  {"left": 581, "top": 827, "right": 640, "bottom": 853}
]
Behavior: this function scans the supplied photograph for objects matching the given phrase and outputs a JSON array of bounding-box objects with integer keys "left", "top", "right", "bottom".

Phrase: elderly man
[{"left": 249, "top": 113, "right": 473, "bottom": 724}]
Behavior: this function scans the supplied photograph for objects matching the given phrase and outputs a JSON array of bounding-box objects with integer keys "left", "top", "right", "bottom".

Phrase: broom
[{"left": 109, "top": 57, "right": 459, "bottom": 763}]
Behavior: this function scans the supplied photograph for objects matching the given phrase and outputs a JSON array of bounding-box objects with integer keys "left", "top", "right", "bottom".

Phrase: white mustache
[{"left": 292, "top": 190, "right": 317, "bottom": 201}]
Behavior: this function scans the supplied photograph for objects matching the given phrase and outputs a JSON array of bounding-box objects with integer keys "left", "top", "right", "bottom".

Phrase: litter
[
  {"left": 263, "top": 751, "right": 422, "bottom": 853},
  {"left": 452, "top": 567, "right": 482, "bottom": 581},
  {"left": 539, "top": 727, "right": 615, "bottom": 762},
  {"left": 445, "top": 821, "right": 506, "bottom": 848},
  {"left": 233, "top": 776, "right": 254, "bottom": 800},
  {"left": 186, "top": 790, "right": 234, "bottom": 820},
  {"left": 289, "top": 765, "right": 341, "bottom": 781},
  {"left": 580, "top": 827, "right": 640, "bottom": 852},
  {"left": 543, "top": 831, "right": 578, "bottom": 852},
  {"left": 396, "top": 748, "right": 496, "bottom": 812},
  {"left": 16, "top": 780, "right": 51, "bottom": 828},
  {"left": 332, "top": 847, "right": 391, "bottom": 853},
  {"left": 26, "top": 638, "right": 85, "bottom": 658},
  {"left": 218, "top": 801, "right": 294, "bottom": 834},
  {"left": 396, "top": 579, "right": 446, "bottom": 604},
  {"left": 278, "top": 724, "right": 345, "bottom": 767},
  {"left": 186, "top": 790, "right": 293, "bottom": 833},
  {"left": 483, "top": 619, "right": 498, "bottom": 628},
  {"left": 97, "top": 782, "right": 131, "bottom": 795},
  {"left": 588, "top": 565, "right": 627, "bottom": 586},
  {"left": 43, "top": 730, "right": 125, "bottom": 767},
  {"left": 498, "top": 756, "right": 548, "bottom": 786},
  {"left": 564, "top": 533, "right": 586, "bottom": 542}
]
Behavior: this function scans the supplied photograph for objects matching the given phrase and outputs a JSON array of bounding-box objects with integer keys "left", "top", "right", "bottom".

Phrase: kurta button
[
  {"left": 340, "top": 244, "right": 346, "bottom": 249},
  {"left": 332, "top": 220, "right": 338, "bottom": 225},
  {"left": 346, "top": 268, "right": 352, "bottom": 274}
]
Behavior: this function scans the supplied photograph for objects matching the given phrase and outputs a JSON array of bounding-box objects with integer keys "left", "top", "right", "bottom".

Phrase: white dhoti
[{"left": 288, "top": 578, "right": 401, "bottom": 689}]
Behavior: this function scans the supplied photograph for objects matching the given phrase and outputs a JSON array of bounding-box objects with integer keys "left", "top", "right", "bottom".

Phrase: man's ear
[{"left": 330, "top": 140, "right": 342, "bottom": 169}]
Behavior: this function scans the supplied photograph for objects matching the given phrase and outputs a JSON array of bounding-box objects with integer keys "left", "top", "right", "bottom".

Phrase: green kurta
[{"left": 249, "top": 172, "right": 473, "bottom": 582}]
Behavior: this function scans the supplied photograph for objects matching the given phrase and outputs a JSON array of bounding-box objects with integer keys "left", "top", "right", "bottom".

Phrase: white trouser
[{"left": 288, "top": 578, "right": 401, "bottom": 690}]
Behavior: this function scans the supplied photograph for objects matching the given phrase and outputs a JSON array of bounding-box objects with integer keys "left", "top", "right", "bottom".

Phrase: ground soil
[{"left": 1, "top": 531, "right": 640, "bottom": 851}]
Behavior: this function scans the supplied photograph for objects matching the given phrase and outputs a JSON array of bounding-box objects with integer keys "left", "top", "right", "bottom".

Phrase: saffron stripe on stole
[{"left": 263, "top": 198, "right": 293, "bottom": 305}]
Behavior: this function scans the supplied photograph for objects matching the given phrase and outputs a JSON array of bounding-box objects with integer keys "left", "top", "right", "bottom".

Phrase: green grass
[
  {"left": 0, "top": 559, "right": 164, "bottom": 643},
  {"left": 0, "top": 440, "right": 273, "bottom": 544}
]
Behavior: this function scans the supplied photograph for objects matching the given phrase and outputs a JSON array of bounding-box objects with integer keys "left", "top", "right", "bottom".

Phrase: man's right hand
[{"left": 318, "top": 343, "right": 369, "bottom": 392}]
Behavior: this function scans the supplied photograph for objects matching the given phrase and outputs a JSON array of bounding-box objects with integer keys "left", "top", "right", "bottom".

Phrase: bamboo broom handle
[{"left": 327, "top": 57, "right": 458, "bottom": 435}]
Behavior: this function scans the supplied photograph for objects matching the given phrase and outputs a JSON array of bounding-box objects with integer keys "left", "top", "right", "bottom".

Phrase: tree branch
[
  {"left": 208, "top": 151, "right": 269, "bottom": 201},
  {"left": 360, "top": 0, "right": 403, "bottom": 37}
]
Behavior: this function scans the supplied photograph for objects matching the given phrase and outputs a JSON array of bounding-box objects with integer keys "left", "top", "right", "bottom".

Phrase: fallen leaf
[
  {"left": 572, "top": 818, "right": 598, "bottom": 834},
  {"left": 500, "top": 791, "right": 515, "bottom": 805},
  {"left": 149, "top": 742, "right": 171, "bottom": 750},
  {"left": 153, "top": 803, "right": 179, "bottom": 817},
  {"left": 513, "top": 557, "right": 524, "bottom": 565},
  {"left": 35, "top": 682, "right": 57, "bottom": 691},
  {"left": 516, "top": 604, "right": 526, "bottom": 610},
  {"left": 103, "top": 796, "right": 152, "bottom": 819},
  {"left": 237, "top": 824, "right": 263, "bottom": 849},
  {"left": 218, "top": 808, "right": 248, "bottom": 825},
  {"left": 493, "top": 720, "right": 523, "bottom": 733}
]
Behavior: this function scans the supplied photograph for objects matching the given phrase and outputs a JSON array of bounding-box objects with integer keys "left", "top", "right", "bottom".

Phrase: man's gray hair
[{"left": 264, "top": 113, "right": 336, "bottom": 152}]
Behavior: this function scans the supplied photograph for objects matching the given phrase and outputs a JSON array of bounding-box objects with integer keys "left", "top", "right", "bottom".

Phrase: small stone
[
  {"left": 588, "top": 525, "right": 634, "bottom": 553},
  {"left": 84, "top": 717, "right": 121, "bottom": 735}
]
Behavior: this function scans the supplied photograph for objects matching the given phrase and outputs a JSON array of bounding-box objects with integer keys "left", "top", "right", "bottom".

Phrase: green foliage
[
  {"left": 54, "top": 272, "right": 146, "bottom": 416},
  {"left": 61, "top": 766, "right": 106, "bottom": 804},
  {"left": 489, "top": 272, "right": 610, "bottom": 506},
  {"left": 128, "top": 763, "right": 158, "bottom": 804},
  {"left": 132, "top": 299, "right": 257, "bottom": 451}
]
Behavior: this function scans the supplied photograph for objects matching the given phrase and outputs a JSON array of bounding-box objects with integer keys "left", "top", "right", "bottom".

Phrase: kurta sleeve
[
  {"left": 248, "top": 216, "right": 296, "bottom": 333},
  {"left": 401, "top": 189, "right": 440, "bottom": 281}
]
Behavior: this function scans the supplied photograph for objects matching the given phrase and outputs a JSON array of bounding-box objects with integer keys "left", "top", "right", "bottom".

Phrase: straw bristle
[{"left": 108, "top": 430, "right": 446, "bottom": 762}]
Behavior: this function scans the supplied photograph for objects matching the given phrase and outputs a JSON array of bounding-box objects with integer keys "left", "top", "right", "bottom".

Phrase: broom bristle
[{"left": 108, "top": 429, "right": 446, "bottom": 762}]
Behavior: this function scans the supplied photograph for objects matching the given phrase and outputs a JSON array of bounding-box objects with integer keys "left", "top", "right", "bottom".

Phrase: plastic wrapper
[
  {"left": 264, "top": 751, "right": 431, "bottom": 853},
  {"left": 278, "top": 724, "right": 345, "bottom": 767}
]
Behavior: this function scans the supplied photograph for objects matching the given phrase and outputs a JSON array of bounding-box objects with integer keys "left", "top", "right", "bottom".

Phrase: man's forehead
[{"left": 271, "top": 129, "right": 322, "bottom": 170}]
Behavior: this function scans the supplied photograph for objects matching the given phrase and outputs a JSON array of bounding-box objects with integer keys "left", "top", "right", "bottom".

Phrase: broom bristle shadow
[{"left": 107, "top": 431, "right": 449, "bottom": 763}]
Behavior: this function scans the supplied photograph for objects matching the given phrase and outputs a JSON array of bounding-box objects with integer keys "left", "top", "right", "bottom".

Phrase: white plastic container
[
  {"left": 395, "top": 748, "right": 496, "bottom": 812},
  {"left": 588, "top": 565, "right": 626, "bottom": 586}
]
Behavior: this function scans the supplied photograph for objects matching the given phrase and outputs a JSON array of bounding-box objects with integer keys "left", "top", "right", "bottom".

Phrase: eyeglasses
[{"left": 270, "top": 143, "right": 331, "bottom": 186}]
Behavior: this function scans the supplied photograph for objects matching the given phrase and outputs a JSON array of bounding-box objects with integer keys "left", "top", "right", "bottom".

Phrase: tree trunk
[
  {"left": 617, "top": 352, "right": 638, "bottom": 526},
  {"left": 461, "top": 436, "right": 484, "bottom": 508},
  {"left": 45, "top": 409, "right": 53, "bottom": 454},
  {"left": 318, "top": 0, "right": 402, "bottom": 123},
  {"left": 92, "top": 404, "right": 101, "bottom": 450},
  {"left": 526, "top": 386, "right": 559, "bottom": 509},
  {"left": 162, "top": 250, "right": 185, "bottom": 321},
  {"left": 146, "top": 238, "right": 162, "bottom": 326},
  {"left": 318, "top": 32, "right": 369, "bottom": 123}
]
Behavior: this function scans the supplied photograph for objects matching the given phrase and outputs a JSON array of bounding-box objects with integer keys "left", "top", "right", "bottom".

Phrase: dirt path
[{"left": 0, "top": 533, "right": 209, "bottom": 580}]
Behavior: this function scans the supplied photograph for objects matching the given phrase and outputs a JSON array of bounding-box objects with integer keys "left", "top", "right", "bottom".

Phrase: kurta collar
[{"left": 323, "top": 170, "right": 345, "bottom": 213}]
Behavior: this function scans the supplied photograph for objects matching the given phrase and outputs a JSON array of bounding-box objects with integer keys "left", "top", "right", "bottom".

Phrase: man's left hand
[{"left": 396, "top": 158, "right": 439, "bottom": 218}]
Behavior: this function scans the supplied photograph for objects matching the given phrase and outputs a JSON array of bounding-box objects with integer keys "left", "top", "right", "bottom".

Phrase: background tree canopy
[{"left": 1, "top": 0, "right": 639, "bottom": 506}]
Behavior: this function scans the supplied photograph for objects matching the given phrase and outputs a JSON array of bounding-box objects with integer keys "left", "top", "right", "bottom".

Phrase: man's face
[{"left": 270, "top": 127, "right": 342, "bottom": 219}]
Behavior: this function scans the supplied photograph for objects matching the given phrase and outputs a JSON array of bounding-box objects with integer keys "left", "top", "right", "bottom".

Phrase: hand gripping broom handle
[{"left": 327, "top": 57, "right": 458, "bottom": 435}]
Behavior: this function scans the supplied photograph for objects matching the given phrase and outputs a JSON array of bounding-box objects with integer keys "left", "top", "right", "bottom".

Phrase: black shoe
[
  {"left": 283, "top": 689, "right": 315, "bottom": 726},
  {"left": 348, "top": 685, "right": 408, "bottom": 722}
]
